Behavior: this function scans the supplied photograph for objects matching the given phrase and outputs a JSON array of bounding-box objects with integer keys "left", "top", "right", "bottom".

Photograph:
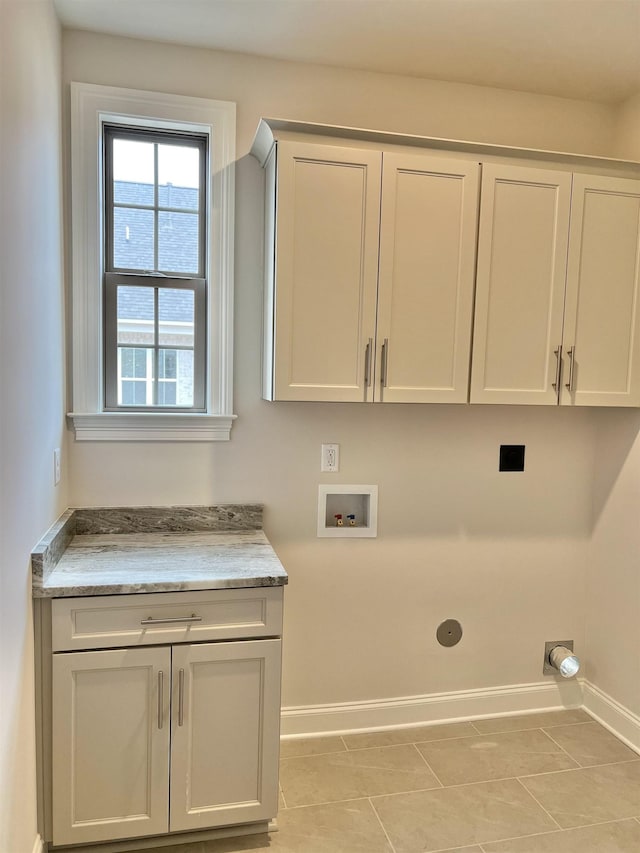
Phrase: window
[
  {"left": 103, "top": 126, "right": 206, "bottom": 411},
  {"left": 68, "top": 84, "right": 236, "bottom": 441}
]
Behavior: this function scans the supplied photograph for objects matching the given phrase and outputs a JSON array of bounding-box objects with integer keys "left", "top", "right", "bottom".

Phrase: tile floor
[{"left": 159, "top": 710, "right": 640, "bottom": 853}]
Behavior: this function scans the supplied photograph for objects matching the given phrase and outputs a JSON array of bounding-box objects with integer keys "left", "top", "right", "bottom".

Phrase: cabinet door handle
[
  {"left": 552, "top": 345, "right": 562, "bottom": 394},
  {"left": 157, "top": 670, "right": 164, "bottom": 730},
  {"left": 381, "top": 338, "right": 389, "bottom": 388},
  {"left": 565, "top": 346, "right": 575, "bottom": 392},
  {"left": 178, "top": 668, "right": 185, "bottom": 727},
  {"left": 364, "top": 338, "right": 373, "bottom": 387},
  {"left": 141, "top": 614, "right": 202, "bottom": 626}
]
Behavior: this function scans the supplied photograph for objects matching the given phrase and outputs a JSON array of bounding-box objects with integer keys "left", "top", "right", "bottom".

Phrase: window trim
[{"left": 67, "top": 83, "right": 236, "bottom": 441}]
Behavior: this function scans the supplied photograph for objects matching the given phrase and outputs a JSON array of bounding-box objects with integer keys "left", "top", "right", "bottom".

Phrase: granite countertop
[{"left": 31, "top": 505, "right": 288, "bottom": 598}]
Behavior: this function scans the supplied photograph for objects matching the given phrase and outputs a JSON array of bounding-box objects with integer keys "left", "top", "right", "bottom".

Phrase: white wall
[
  {"left": 585, "top": 92, "right": 640, "bottom": 722},
  {"left": 587, "top": 409, "right": 640, "bottom": 716},
  {"left": 613, "top": 92, "right": 640, "bottom": 160},
  {"left": 61, "top": 31, "right": 611, "bottom": 716},
  {"left": 0, "top": 1, "right": 67, "bottom": 851}
]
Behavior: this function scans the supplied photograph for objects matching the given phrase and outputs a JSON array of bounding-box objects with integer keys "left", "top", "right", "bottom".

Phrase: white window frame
[{"left": 67, "top": 83, "right": 236, "bottom": 441}]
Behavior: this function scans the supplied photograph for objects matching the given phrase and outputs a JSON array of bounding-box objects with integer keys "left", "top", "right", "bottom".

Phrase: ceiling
[{"left": 54, "top": 0, "right": 640, "bottom": 104}]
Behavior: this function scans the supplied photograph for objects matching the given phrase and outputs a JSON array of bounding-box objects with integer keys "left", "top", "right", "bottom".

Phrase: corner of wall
[{"left": 612, "top": 91, "right": 640, "bottom": 159}]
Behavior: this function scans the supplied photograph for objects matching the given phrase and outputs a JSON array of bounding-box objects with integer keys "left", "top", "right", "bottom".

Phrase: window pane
[
  {"left": 158, "top": 144, "right": 199, "bottom": 210},
  {"left": 159, "top": 349, "right": 177, "bottom": 379},
  {"left": 158, "top": 381, "right": 177, "bottom": 406},
  {"left": 164, "top": 350, "right": 193, "bottom": 406},
  {"left": 113, "top": 207, "right": 155, "bottom": 270},
  {"left": 117, "top": 286, "right": 155, "bottom": 345},
  {"left": 158, "top": 212, "right": 199, "bottom": 274},
  {"left": 118, "top": 346, "right": 152, "bottom": 406},
  {"left": 120, "top": 347, "right": 134, "bottom": 378},
  {"left": 113, "top": 138, "right": 154, "bottom": 206},
  {"left": 118, "top": 347, "right": 152, "bottom": 378},
  {"left": 158, "top": 289, "right": 194, "bottom": 347},
  {"left": 121, "top": 380, "right": 148, "bottom": 406},
  {"left": 134, "top": 348, "right": 147, "bottom": 377}
]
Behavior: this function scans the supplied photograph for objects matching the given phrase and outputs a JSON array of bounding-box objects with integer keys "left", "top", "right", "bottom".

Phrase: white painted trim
[
  {"left": 583, "top": 680, "right": 640, "bottom": 756},
  {"left": 47, "top": 822, "right": 271, "bottom": 853},
  {"left": 280, "top": 679, "right": 584, "bottom": 737},
  {"left": 32, "top": 834, "right": 44, "bottom": 853},
  {"left": 68, "top": 412, "right": 236, "bottom": 441},
  {"left": 251, "top": 117, "right": 640, "bottom": 172},
  {"left": 69, "top": 83, "right": 236, "bottom": 438}
]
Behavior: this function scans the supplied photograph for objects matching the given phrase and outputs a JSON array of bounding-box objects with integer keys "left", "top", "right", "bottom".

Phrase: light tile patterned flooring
[{"left": 159, "top": 710, "right": 640, "bottom": 853}]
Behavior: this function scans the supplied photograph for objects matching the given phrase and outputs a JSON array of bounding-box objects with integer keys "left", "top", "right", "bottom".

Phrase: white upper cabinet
[
  {"left": 470, "top": 164, "right": 572, "bottom": 404},
  {"left": 376, "top": 153, "right": 480, "bottom": 403},
  {"left": 266, "top": 141, "right": 381, "bottom": 402},
  {"left": 471, "top": 166, "right": 640, "bottom": 406},
  {"left": 263, "top": 140, "right": 480, "bottom": 403},
  {"left": 254, "top": 121, "right": 640, "bottom": 408},
  {"left": 560, "top": 174, "right": 640, "bottom": 407}
]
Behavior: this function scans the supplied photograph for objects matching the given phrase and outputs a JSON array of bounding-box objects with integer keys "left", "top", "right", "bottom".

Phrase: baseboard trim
[
  {"left": 583, "top": 680, "right": 640, "bottom": 755},
  {"left": 32, "top": 835, "right": 44, "bottom": 853},
  {"left": 281, "top": 678, "right": 584, "bottom": 737}
]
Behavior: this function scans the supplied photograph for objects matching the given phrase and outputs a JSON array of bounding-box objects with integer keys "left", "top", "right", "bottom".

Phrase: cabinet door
[
  {"left": 470, "top": 164, "right": 572, "bottom": 404},
  {"left": 376, "top": 153, "right": 480, "bottom": 402},
  {"left": 52, "top": 647, "right": 170, "bottom": 846},
  {"left": 561, "top": 174, "right": 640, "bottom": 406},
  {"left": 170, "top": 639, "right": 282, "bottom": 832},
  {"left": 270, "top": 141, "right": 381, "bottom": 401}
]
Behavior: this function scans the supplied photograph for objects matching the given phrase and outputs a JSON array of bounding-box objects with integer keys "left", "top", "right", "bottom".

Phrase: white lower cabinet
[
  {"left": 169, "top": 640, "right": 281, "bottom": 833},
  {"left": 52, "top": 646, "right": 170, "bottom": 845},
  {"left": 47, "top": 589, "right": 283, "bottom": 848}
]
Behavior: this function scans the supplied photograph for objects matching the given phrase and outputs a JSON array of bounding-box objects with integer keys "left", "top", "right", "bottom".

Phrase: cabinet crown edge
[{"left": 250, "top": 117, "right": 640, "bottom": 175}]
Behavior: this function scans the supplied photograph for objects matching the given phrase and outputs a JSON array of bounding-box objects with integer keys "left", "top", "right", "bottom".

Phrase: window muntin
[{"left": 103, "top": 125, "right": 207, "bottom": 411}]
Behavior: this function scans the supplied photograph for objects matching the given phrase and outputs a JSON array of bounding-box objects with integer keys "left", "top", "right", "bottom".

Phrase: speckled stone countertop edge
[
  {"left": 30, "top": 504, "right": 281, "bottom": 596},
  {"left": 33, "top": 574, "right": 286, "bottom": 599},
  {"left": 31, "top": 509, "right": 76, "bottom": 588}
]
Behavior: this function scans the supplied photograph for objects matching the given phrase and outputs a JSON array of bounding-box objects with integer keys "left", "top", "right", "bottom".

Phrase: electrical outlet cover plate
[
  {"left": 321, "top": 443, "right": 339, "bottom": 473},
  {"left": 54, "top": 448, "right": 61, "bottom": 485}
]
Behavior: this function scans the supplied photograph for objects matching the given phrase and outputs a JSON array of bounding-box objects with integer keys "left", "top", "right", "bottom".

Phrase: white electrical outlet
[
  {"left": 321, "top": 443, "right": 339, "bottom": 472},
  {"left": 54, "top": 448, "right": 61, "bottom": 485}
]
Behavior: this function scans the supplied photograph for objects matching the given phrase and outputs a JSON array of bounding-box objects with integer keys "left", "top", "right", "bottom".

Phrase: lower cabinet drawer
[{"left": 51, "top": 587, "right": 283, "bottom": 651}]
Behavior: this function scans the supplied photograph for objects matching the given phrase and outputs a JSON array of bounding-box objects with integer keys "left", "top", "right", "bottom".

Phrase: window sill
[{"left": 67, "top": 412, "right": 236, "bottom": 442}]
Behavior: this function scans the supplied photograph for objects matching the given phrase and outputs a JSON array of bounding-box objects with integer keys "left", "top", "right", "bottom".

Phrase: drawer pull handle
[
  {"left": 178, "top": 668, "right": 185, "bottom": 727},
  {"left": 158, "top": 671, "right": 164, "bottom": 730},
  {"left": 141, "top": 614, "right": 203, "bottom": 626}
]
